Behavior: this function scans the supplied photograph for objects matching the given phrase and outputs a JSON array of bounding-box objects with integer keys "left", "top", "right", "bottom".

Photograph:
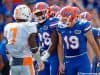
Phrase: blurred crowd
[{"left": 0, "top": 0, "right": 100, "bottom": 29}]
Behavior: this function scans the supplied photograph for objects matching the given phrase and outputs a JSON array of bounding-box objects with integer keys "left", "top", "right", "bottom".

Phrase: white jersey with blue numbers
[
  {"left": 38, "top": 17, "right": 58, "bottom": 52},
  {"left": 57, "top": 20, "right": 91, "bottom": 56}
]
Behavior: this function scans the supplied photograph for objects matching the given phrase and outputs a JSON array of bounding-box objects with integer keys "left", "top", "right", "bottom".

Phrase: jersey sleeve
[
  {"left": 27, "top": 22, "right": 38, "bottom": 34},
  {"left": 49, "top": 17, "right": 59, "bottom": 30},
  {"left": 92, "top": 28, "right": 100, "bottom": 37},
  {"left": 56, "top": 22, "right": 65, "bottom": 34},
  {"left": 81, "top": 21, "right": 92, "bottom": 34}
]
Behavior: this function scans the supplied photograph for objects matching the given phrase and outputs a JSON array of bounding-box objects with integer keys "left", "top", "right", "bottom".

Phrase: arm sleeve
[{"left": 81, "top": 21, "right": 92, "bottom": 34}]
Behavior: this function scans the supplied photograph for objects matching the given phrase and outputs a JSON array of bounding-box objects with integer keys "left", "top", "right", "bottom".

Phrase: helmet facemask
[
  {"left": 60, "top": 16, "right": 72, "bottom": 27},
  {"left": 33, "top": 10, "right": 46, "bottom": 23}
]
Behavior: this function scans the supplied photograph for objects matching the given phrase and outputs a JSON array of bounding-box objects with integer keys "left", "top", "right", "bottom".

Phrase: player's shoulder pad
[
  {"left": 25, "top": 22, "right": 38, "bottom": 33},
  {"left": 56, "top": 21, "right": 66, "bottom": 33},
  {"left": 30, "top": 22, "right": 38, "bottom": 25},
  {"left": 49, "top": 17, "right": 59, "bottom": 22},
  {"left": 57, "top": 21, "right": 66, "bottom": 28},
  {"left": 24, "top": 22, "right": 38, "bottom": 29},
  {"left": 79, "top": 19, "right": 90, "bottom": 26},
  {"left": 49, "top": 17, "right": 59, "bottom": 29},
  {"left": 4, "top": 23, "right": 15, "bottom": 29},
  {"left": 79, "top": 19, "right": 91, "bottom": 33},
  {"left": 5, "top": 23, "right": 14, "bottom": 26},
  {"left": 27, "top": 22, "right": 38, "bottom": 26}
]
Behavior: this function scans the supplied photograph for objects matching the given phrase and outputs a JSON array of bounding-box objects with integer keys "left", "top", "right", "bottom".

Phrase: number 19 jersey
[{"left": 57, "top": 20, "right": 91, "bottom": 56}]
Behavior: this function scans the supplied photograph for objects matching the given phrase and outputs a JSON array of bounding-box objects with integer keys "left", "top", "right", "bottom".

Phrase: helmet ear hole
[
  {"left": 34, "top": 11, "right": 43, "bottom": 17},
  {"left": 33, "top": 10, "right": 46, "bottom": 23}
]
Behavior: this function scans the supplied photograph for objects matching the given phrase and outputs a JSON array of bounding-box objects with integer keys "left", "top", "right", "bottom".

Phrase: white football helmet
[{"left": 13, "top": 4, "right": 32, "bottom": 21}]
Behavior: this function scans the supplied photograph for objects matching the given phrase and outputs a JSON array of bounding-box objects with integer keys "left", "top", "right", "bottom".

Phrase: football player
[
  {"left": 4, "top": 4, "right": 43, "bottom": 75},
  {"left": 33, "top": 2, "right": 59, "bottom": 75},
  {"left": 57, "top": 6, "right": 100, "bottom": 75},
  {"left": 92, "top": 28, "right": 100, "bottom": 73},
  {"left": 80, "top": 11, "right": 100, "bottom": 73}
]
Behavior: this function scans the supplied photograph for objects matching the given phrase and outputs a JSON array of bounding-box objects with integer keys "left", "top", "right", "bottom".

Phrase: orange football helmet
[
  {"left": 60, "top": 6, "right": 74, "bottom": 22},
  {"left": 33, "top": 2, "right": 49, "bottom": 23},
  {"left": 60, "top": 6, "right": 72, "bottom": 17},
  {"left": 59, "top": 6, "right": 74, "bottom": 26},
  {"left": 49, "top": 5, "right": 61, "bottom": 17},
  {"left": 71, "top": 7, "right": 81, "bottom": 22},
  {"left": 35, "top": 2, "right": 49, "bottom": 11},
  {"left": 80, "top": 12, "right": 92, "bottom": 21},
  {"left": 59, "top": 6, "right": 81, "bottom": 26}
]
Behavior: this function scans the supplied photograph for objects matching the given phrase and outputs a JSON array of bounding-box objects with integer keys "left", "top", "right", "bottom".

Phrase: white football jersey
[{"left": 4, "top": 22, "right": 38, "bottom": 58}]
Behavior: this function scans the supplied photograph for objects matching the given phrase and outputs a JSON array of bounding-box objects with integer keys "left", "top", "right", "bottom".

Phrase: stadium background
[{"left": 0, "top": 0, "right": 99, "bottom": 27}]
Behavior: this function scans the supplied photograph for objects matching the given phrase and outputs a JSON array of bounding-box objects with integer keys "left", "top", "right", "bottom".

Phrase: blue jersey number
[{"left": 64, "top": 36, "right": 79, "bottom": 50}]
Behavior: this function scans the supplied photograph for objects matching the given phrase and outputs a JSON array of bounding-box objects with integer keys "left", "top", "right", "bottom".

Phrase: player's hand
[
  {"left": 37, "top": 62, "right": 45, "bottom": 71},
  {"left": 59, "top": 62, "right": 65, "bottom": 75},
  {"left": 41, "top": 51, "right": 50, "bottom": 61}
]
